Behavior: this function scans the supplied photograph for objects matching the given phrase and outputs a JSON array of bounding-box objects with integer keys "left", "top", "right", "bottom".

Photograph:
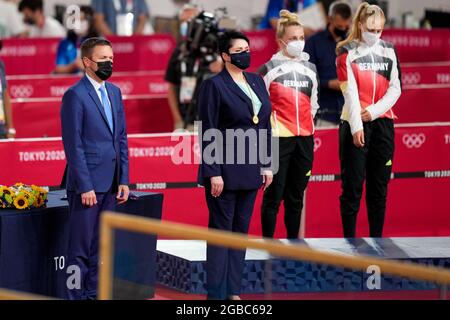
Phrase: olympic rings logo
[
  {"left": 249, "top": 36, "right": 268, "bottom": 51},
  {"left": 113, "top": 42, "right": 134, "bottom": 54},
  {"left": 314, "top": 137, "right": 322, "bottom": 152},
  {"left": 10, "top": 85, "right": 34, "bottom": 98},
  {"left": 401, "top": 72, "right": 421, "bottom": 85},
  {"left": 148, "top": 40, "right": 172, "bottom": 54},
  {"left": 114, "top": 81, "right": 134, "bottom": 95},
  {"left": 148, "top": 82, "right": 168, "bottom": 94},
  {"left": 402, "top": 133, "right": 426, "bottom": 149}
]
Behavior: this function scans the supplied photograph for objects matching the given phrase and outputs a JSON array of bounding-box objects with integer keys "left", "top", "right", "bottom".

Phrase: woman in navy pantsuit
[{"left": 197, "top": 31, "right": 273, "bottom": 300}]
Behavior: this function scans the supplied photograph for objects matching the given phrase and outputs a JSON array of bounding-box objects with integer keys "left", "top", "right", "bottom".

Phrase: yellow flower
[
  {"left": 31, "top": 185, "right": 47, "bottom": 194},
  {"left": 14, "top": 195, "right": 29, "bottom": 210},
  {"left": 2, "top": 191, "right": 13, "bottom": 205},
  {"left": 20, "top": 190, "right": 36, "bottom": 207},
  {"left": 0, "top": 184, "right": 48, "bottom": 209},
  {"left": 0, "top": 186, "right": 13, "bottom": 196}
]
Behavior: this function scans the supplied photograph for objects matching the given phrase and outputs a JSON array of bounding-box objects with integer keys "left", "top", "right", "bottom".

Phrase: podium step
[{"left": 156, "top": 238, "right": 450, "bottom": 294}]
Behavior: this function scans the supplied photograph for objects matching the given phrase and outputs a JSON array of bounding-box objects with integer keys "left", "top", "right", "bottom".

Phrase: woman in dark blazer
[{"left": 197, "top": 30, "right": 273, "bottom": 300}]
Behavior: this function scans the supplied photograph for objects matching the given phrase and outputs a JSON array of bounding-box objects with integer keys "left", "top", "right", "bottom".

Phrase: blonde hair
[
  {"left": 336, "top": 2, "right": 385, "bottom": 53},
  {"left": 276, "top": 10, "right": 303, "bottom": 39}
]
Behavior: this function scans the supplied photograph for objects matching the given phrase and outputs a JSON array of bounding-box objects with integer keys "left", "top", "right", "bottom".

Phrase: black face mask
[
  {"left": 91, "top": 60, "right": 113, "bottom": 81},
  {"left": 229, "top": 51, "right": 251, "bottom": 70},
  {"left": 24, "top": 17, "right": 36, "bottom": 25},
  {"left": 334, "top": 27, "right": 348, "bottom": 39}
]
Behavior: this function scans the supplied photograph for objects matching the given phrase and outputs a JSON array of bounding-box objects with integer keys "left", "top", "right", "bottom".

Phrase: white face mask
[
  {"left": 362, "top": 31, "right": 381, "bottom": 47},
  {"left": 75, "top": 20, "right": 89, "bottom": 36},
  {"left": 179, "top": 21, "right": 188, "bottom": 37},
  {"left": 284, "top": 40, "right": 305, "bottom": 58}
]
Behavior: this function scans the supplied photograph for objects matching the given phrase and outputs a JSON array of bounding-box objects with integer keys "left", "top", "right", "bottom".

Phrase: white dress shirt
[{"left": 86, "top": 73, "right": 112, "bottom": 108}]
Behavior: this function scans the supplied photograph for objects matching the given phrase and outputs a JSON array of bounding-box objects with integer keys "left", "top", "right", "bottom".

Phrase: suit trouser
[
  {"left": 0, "top": 124, "right": 6, "bottom": 138},
  {"left": 65, "top": 191, "right": 116, "bottom": 300},
  {"left": 261, "top": 136, "right": 314, "bottom": 239},
  {"left": 205, "top": 186, "right": 258, "bottom": 300},
  {"left": 339, "top": 118, "right": 395, "bottom": 238}
]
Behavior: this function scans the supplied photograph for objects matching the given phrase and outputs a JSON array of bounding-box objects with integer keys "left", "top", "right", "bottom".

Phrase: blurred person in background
[
  {"left": 165, "top": 4, "right": 200, "bottom": 130},
  {"left": 304, "top": 0, "right": 352, "bottom": 127},
  {"left": 0, "top": 40, "right": 16, "bottom": 139},
  {"left": 0, "top": 0, "right": 27, "bottom": 38},
  {"left": 54, "top": 5, "right": 99, "bottom": 74},
  {"left": 165, "top": 4, "right": 223, "bottom": 130},
  {"left": 259, "top": 0, "right": 317, "bottom": 36},
  {"left": 18, "top": 0, "right": 65, "bottom": 38},
  {"left": 91, "top": 0, "right": 151, "bottom": 36}
]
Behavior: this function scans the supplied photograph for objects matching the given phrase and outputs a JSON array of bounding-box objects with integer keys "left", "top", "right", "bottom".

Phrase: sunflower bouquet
[{"left": 0, "top": 183, "right": 48, "bottom": 210}]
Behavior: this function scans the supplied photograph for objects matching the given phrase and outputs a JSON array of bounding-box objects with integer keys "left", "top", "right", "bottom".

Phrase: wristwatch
[{"left": 7, "top": 128, "right": 16, "bottom": 135}]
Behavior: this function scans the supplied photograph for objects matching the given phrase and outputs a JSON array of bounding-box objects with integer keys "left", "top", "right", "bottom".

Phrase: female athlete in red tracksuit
[
  {"left": 258, "top": 10, "right": 319, "bottom": 239},
  {"left": 336, "top": 2, "right": 402, "bottom": 238}
]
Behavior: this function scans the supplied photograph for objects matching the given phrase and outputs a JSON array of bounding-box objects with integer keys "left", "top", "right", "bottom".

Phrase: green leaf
[{"left": 5, "top": 194, "right": 12, "bottom": 204}]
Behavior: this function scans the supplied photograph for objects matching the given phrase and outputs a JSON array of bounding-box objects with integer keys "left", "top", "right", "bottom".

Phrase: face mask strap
[
  {"left": 87, "top": 57, "right": 112, "bottom": 66},
  {"left": 281, "top": 39, "right": 304, "bottom": 46}
]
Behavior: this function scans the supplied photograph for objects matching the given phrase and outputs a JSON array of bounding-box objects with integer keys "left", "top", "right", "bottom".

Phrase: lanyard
[
  {"left": 243, "top": 80, "right": 260, "bottom": 124},
  {"left": 113, "top": 0, "right": 133, "bottom": 13},
  {"left": 180, "top": 59, "right": 200, "bottom": 76}
]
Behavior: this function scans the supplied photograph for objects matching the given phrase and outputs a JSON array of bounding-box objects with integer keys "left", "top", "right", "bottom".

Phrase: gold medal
[{"left": 243, "top": 78, "right": 259, "bottom": 125}]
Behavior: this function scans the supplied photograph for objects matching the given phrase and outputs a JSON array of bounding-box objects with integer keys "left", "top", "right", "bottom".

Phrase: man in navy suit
[{"left": 60, "top": 37, "right": 129, "bottom": 300}]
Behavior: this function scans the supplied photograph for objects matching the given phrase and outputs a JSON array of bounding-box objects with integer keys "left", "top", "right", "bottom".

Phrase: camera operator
[{"left": 164, "top": 5, "right": 224, "bottom": 131}]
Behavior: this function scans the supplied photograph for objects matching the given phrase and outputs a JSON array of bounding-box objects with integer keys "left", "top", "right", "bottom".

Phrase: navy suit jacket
[
  {"left": 197, "top": 68, "right": 272, "bottom": 190},
  {"left": 60, "top": 75, "right": 129, "bottom": 194}
]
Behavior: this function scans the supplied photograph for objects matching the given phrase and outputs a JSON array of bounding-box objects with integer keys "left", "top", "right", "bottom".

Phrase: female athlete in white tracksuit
[
  {"left": 336, "top": 2, "right": 402, "bottom": 238},
  {"left": 258, "top": 10, "right": 319, "bottom": 239}
]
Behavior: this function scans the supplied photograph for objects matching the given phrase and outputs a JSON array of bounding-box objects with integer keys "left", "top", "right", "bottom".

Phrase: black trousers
[
  {"left": 0, "top": 123, "right": 6, "bottom": 139},
  {"left": 204, "top": 186, "right": 258, "bottom": 300},
  {"left": 261, "top": 136, "right": 314, "bottom": 239},
  {"left": 339, "top": 118, "right": 395, "bottom": 238}
]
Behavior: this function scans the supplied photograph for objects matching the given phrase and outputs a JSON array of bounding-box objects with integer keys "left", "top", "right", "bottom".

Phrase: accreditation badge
[
  {"left": 114, "top": 0, "right": 134, "bottom": 36},
  {"left": 179, "top": 76, "right": 197, "bottom": 104},
  {"left": 116, "top": 13, "right": 134, "bottom": 36}
]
